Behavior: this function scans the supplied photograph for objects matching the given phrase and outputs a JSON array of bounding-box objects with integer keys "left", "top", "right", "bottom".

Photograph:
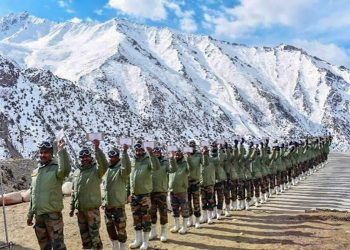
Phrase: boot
[
  {"left": 245, "top": 200, "right": 250, "bottom": 210},
  {"left": 280, "top": 184, "right": 284, "bottom": 193},
  {"left": 200, "top": 210, "right": 208, "bottom": 223},
  {"left": 149, "top": 224, "right": 157, "bottom": 240},
  {"left": 160, "top": 224, "right": 167, "bottom": 242},
  {"left": 129, "top": 230, "right": 142, "bottom": 249},
  {"left": 275, "top": 186, "right": 279, "bottom": 195},
  {"left": 264, "top": 193, "right": 268, "bottom": 202},
  {"left": 224, "top": 206, "right": 231, "bottom": 217},
  {"left": 207, "top": 210, "right": 214, "bottom": 224},
  {"left": 178, "top": 218, "right": 188, "bottom": 234},
  {"left": 119, "top": 242, "right": 125, "bottom": 250},
  {"left": 140, "top": 231, "right": 149, "bottom": 250},
  {"left": 194, "top": 216, "right": 201, "bottom": 228},
  {"left": 217, "top": 209, "right": 223, "bottom": 220},
  {"left": 112, "top": 240, "right": 119, "bottom": 250},
  {"left": 212, "top": 207, "right": 217, "bottom": 219},
  {"left": 230, "top": 200, "right": 236, "bottom": 211},
  {"left": 254, "top": 197, "right": 259, "bottom": 207},
  {"left": 170, "top": 218, "right": 180, "bottom": 233},
  {"left": 187, "top": 215, "right": 193, "bottom": 227},
  {"left": 236, "top": 200, "right": 243, "bottom": 211}
]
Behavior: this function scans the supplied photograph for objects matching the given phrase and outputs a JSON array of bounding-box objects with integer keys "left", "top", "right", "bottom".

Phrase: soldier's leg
[
  {"left": 131, "top": 195, "right": 143, "bottom": 231},
  {"left": 150, "top": 192, "right": 158, "bottom": 225},
  {"left": 45, "top": 212, "right": 66, "bottom": 250},
  {"left": 191, "top": 181, "right": 201, "bottom": 218},
  {"left": 104, "top": 208, "right": 118, "bottom": 241},
  {"left": 139, "top": 194, "right": 152, "bottom": 233},
  {"left": 216, "top": 181, "right": 225, "bottom": 211},
  {"left": 230, "top": 179, "right": 238, "bottom": 209},
  {"left": 207, "top": 185, "right": 215, "bottom": 212},
  {"left": 223, "top": 179, "right": 231, "bottom": 207},
  {"left": 34, "top": 214, "right": 52, "bottom": 250},
  {"left": 178, "top": 192, "right": 190, "bottom": 219},
  {"left": 213, "top": 182, "right": 218, "bottom": 209},
  {"left": 187, "top": 182, "right": 194, "bottom": 217},
  {"left": 86, "top": 208, "right": 103, "bottom": 250},
  {"left": 158, "top": 192, "right": 168, "bottom": 225},
  {"left": 170, "top": 192, "right": 180, "bottom": 218},
  {"left": 115, "top": 207, "right": 127, "bottom": 243},
  {"left": 77, "top": 211, "right": 92, "bottom": 249}
]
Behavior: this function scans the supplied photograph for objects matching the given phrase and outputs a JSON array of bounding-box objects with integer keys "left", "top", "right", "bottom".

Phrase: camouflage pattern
[
  {"left": 200, "top": 185, "right": 215, "bottom": 211},
  {"left": 187, "top": 180, "right": 201, "bottom": 217},
  {"left": 261, "top": 176, "right": 269, "bottom": 194},
  {"left": 230, "top": 179, "right": 238, "bottom": 201},
  {"left": 223, "top": 179, "right": 231, "bottom": 206},
  {"left": 130, "top": 193, "right": 152, "bottom": 232},
  {"left": 77, "top": 208, "right": 103, "bottom": 250},
  {"left": 245, "top": 179, "right": 253, "bottom": 201},
  {"left": 253, "top": 178, "right": 262, "bottom": 198},
  {"left": 150, "top": 192, "right": 168, "bottom": 225},
  {"left": 237, "top": 180, "right": 245, "bottom": 200},
  {"left": 170, "top": 192, "right": 189, "bottom": 218},
  {"left": 34, "top": 212, "right": 66, "bottom": 250},
  {"left": 104, "top": 207, "right": 127, "bottom": 243},
  {"left": 214, "top": 181, "right": 225, "bottom": 210}
]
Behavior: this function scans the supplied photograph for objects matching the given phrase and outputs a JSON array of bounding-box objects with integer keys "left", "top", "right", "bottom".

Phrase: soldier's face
[
  {"left": 175, "top": 152, "right": 183, "bottom": 161},
  {"left": 109, "top": 156, "right": 119, "bottom": 165},
  {"left": 80, "top": 155, "right": 92, "bottom": 166},
  {"left": 135, "top": 148, "right": 144, "bottom": 158},
  {"left": 39, "top": 150, "right": 53, "bottom": 164},
  {"left": 153, "top": 151, "right": 161, "bottom": 158}
]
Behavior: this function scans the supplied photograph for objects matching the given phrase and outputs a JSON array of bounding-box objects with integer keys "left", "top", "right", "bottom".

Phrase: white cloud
[
  {"left": 108, "top": 0, "right": 167, "bottom": 20},
  {"left": 180, "top": 17, "right": 197, "bottom": 33},
  {"left": 292, "top": 40, "right": 350, "bottom": 67},
  {"left": 58, "top": 0, "right": 75, "bottom": 14},
  {"left": 94, "top": 9, "right": 103, "bottom": 16},
  {"left": 69, "top": 17, "right": 82, "bottom": 24}
]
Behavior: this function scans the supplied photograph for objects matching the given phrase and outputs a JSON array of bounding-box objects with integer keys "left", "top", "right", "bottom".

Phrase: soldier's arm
[
  {"left": 95, "top": 147, "right": 108, "bottom": 178},
  {"left": 218, "top": 148, "right": 226, "bottom": 164},
  {"left": 168, "top": 157, "right": 178, "bottom": 173},
  {"left": 27, "top": 187, "right": 33, "bottom": 219},
  {"left": 120, "top": 152, "right": 131, "bottom": 178},
  {"left": 149, "top": 154, "right": 160, "bottom": 171},
  {"left": 56, "top": 148, "right": 71, "bottom": 180}
]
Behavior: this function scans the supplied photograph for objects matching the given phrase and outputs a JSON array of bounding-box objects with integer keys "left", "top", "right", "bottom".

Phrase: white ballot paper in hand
[
  {"left": 143, "top": 141, "right": 155, "bottom": 149},
  {"left": 183, "top": 146, "right": 193, "bottom": 153},
  {"left": 200, "top": 141, "right": 210, "bottom": 147},
  {"left": 87, "top": 132, "right": 104, "bottom": 141},
  {"left": 119, "top": 137, "right": 133, "bottom": 146},
  {"left": 56, "top": 129, "right": 65, "bottom": 141},
  {"left": 217, "top": 139, "right": 225, "bottom": 145},
  {"left": 167, "top": 145, "right": 177, "bottom": 152}
]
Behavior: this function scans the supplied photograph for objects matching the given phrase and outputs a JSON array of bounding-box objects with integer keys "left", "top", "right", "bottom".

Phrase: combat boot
[
  {"left": 129, "top": 230, "right": 142, "bottom": 249},
  {"left": 140, "top": 231, "right": 149, "bottom": 250},
  {"left": 170, "top": 218, "right": 180, "bottom": 233},
  {"left": 178, "top": 218, "right": 188, "bottom": 234},
  {"left": 160, "top": 224, "right": 167, "bottom": 242}
]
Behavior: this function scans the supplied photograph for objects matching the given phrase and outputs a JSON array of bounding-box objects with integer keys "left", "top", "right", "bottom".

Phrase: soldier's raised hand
[
  {"left": 93, "top": 139, "right": 100, "bottom": 149},
  {"left": 123, "top": 144, "right": 129, "bottom": 153},
  {"left": 57, "top": 139, "right": 65, "bottom": 151}
]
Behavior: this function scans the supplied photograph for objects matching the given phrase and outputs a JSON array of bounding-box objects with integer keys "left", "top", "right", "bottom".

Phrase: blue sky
[{"left": 1, "top": 0, "right": 350, "bottom": 67}]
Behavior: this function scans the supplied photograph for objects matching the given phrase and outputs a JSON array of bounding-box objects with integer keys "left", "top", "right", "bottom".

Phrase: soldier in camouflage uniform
[
  {"left": 187, "top": 140, "right": 202, "bottom": 228},
  {"left": 27, "top": 140, "right": 71, "bottom": 250},
  {"left": 228, "top": 138, "right": 240, "bottom": 210},
  {"left": 149, "top": 147, "right": 177, "bottom": 242},
  {"left": 102, "top": 144, "right": 131, "bottom": 250},
  {"left": 251, "top": 142, "right": 264, "bottom": 207},
  {"left": 129, "top": 143, "right": 160, "bottom": 250},
  {"left": 212, "top": 142, "right": 226, "bottom": 220},
  {"left": 70, "top": 140, "right": 108, "bottom": 250},
  {"left": 169, "top": 149, "right": 193, "bottom": 234}
]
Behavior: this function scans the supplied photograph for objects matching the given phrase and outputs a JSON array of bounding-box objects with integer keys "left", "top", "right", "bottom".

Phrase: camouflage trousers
[
  {"left": 276, "top": 171, "right": 282, "bottom": 186},
  {"left": 77, "top": 208, "right": 103, "bottom": 250},
  {"left": 187, "top": 180, "right": 201, "bottom": 217},
  {"left": 253, "top": 178, "right": 262, "bottom": 197},
  {"left": 104, "top": 206, "right": 127, "bottom": 243},
  {"left": 170, "top": 192, "right": 189, "bottom": 218},
  {"left": 214, "top": 181, "right": 225, "bottom": 210},
  {"left": 131, "top": 193, "right": 152, "bottom": 232},
  {"left": 261, "top": 176, "right": 268, "bottom": 194},
  {"left": 201, "top": 185, "right": 215, "bottom": 211},
  {"left": 34, "top": 212, "right": 66, "bottom": 250},
  {"left": 230, "top": 179, "right": 238, "bottom": 201},
  {"left": 223, "top": 179, "right": 231, "bottom": 206},
  {"left": 237, "top": 180, "right": 245, "bottom": 200},
  {"left": 150, "top": 192, "right": 168, "bottom": 225}
]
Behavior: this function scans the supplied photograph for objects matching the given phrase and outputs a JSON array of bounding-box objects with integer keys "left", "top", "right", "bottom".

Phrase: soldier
[
  {"left": 169, "top": 149, "right": 192, "bottom": 234},
  {"left": 102, "top": 145, "right": 131, "bottom": 250},
  {"left": 129, "top": 143, "right": 160, "bottom": 250},
  {"left": 70, "top": 139, "right": 108, "bottom": 250},
  {"left": 228, "top": 138, "right": 240, "bottom": 210},
  {"left": 186, "top": 140, "right": 202, "bottom": 228},
  {"left": 251, "top": 141, "right": 263, "bottom": 207},
  {"left": 27, "top": 140, "right": 71, "bottom": 250},
  {"left": 213, "top": 142, "right": 226, "bottom": 220},
  {"left": 149, "top": 147, "right": 177, "bottom": 242}
]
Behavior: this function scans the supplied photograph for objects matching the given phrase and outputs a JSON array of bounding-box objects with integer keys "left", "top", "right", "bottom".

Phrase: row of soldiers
[{"left": 27, "top": 135, "right": 332, "bottom": 250}]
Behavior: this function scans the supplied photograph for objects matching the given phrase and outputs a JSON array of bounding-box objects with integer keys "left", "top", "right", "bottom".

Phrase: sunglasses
[
  {"left": 153, "top": 147, "right": 161, "bottom": 153},
  {"left": 39, "top": 141, "right": 53, "bottom": 150},
  {"left": 79, "top": 148, "right": 91, "bottom": 157}
]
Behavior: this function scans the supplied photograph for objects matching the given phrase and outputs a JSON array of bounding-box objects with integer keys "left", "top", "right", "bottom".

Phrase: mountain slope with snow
[{"left": 0, "top": 13, "right": 349, "bottom": 158}]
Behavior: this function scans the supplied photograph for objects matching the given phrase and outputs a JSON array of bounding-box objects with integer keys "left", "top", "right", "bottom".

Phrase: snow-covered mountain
[{"left": 0, "top": 12, "right": 349, "bottom": 159}]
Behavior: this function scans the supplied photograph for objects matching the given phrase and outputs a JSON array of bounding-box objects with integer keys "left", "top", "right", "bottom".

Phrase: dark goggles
[
  {"left": 39, "top": 141, "right": 53, "bottom": 150},
  {"left": 79, "top": 148, "right": 91, "bottom": 157},
  {"left": 153, "top": 147, "right": 161, "bottom": 153},
  {"left": 189, "top": 141, "right": 196, "bottom": 146},
  {"left": 108, "top": 150, "right": 120, "bottom": 157},
  {"left": 134, "top": 143, "right": 143, "bottom": 150}
]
